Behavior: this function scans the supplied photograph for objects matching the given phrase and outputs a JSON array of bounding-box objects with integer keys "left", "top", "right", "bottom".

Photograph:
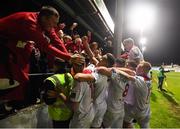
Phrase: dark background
[
  {"left": 105, "top": 0, "right": 180, "bottom": 65},
  {"left": 1, "top": 0, "right": 180, "bottom": 65}
]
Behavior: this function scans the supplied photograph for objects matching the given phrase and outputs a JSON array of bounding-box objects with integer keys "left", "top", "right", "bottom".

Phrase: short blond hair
[
  {"left": 123, "top": 38, "right": 134, "bottom": 45},
  {"left": 140, "top": 61, "right": 152, "bottom": 74}
]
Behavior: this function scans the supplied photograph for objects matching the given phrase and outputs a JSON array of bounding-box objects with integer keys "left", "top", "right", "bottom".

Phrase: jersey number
[{"left": 123, "top": 84, "right": 129, "bottom": 97}]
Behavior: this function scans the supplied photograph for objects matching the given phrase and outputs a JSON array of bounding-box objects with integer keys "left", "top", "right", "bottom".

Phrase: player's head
[
  {"left": 125, "top": 60, "right": 137, "bottom": 70},
  {"left": 123, "top": 38, "right": 134, "bottom": 52},
  {"left": 136, "top": 61, "right": 151, "bottom": 76},
  {"left": 38, "top": 6, "right": 59, "bottom": 31},
  {"left": 115, "top": 58, "right": 126, "bottom": 67},
  {"left": 98, "top": 53, "right": 115, "bottom": 67},
  {"left": 72, "top": 54, "right": 86, "bottom": 73}
]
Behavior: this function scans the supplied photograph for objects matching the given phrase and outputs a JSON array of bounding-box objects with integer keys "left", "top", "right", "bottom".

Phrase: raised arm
[{"left": 82, "top": 36, "right": 99, "bottom": 65}]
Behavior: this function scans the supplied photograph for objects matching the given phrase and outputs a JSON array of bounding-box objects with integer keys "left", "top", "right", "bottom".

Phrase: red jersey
[{"left": 0, "top": 12, "right": 70, "bottom": 60}]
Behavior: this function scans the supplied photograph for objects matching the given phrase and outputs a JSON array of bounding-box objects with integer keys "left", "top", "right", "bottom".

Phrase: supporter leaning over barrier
[
  {"left": 0, "top": 6, "right": 79, "bottom": 62},
  {"left": 0, "top": 6, "right": 82, "bottom": 109},
  {"left": 42, "top": 57, "right": 74, "bottom": 128}
]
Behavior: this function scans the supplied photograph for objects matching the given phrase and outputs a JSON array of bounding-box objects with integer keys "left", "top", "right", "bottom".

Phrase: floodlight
[
  {"left": 140, "top": 37, "right": 147, "bottom": 45},
  {"left": 128, "top": 4, "right": 155, "bottom": 31}
]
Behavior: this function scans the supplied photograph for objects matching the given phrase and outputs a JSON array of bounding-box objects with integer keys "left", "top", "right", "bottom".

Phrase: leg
[
  {"left": 158, "top": 77, "right": 163, "bottom": 91},
  {"left": 137, "top": 107, "right": 150, "bottom": 129},
  {"left": 159, "top": 78, "right": 164, "bottom": 91},
  {"left": 91, "top": 106, "right": 106, "bottom": 128}
]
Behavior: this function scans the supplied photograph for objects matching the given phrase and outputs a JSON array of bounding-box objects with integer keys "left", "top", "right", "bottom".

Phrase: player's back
[
  {"left": 93, "top": 72, "right": 108, "bottom": 105},
  {"left": 133, "top": 76, "right": 151, "bottom": 111},
  {"left": 107, "top": 71, "right": 127, "bottom": 113}
]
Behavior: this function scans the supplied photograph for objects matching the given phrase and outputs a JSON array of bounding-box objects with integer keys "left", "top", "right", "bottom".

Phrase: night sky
[{"left": 104, "top": 0, "right": 180, "bottom": 65}]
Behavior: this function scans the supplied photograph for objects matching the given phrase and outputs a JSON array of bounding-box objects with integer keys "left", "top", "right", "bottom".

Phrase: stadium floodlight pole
[
  {"left": 140, "top": 37, "right": 147, "bottom": 52},
  {"left": 113, "top": 0, "right": 124, "bottom": 57}
]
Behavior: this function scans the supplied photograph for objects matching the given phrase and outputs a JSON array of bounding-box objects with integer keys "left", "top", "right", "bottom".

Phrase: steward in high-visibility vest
[
  {"left": 157, "top": 65, "right": 166, "bottom": 91},
  {"left": 42, "top": 57, "right": 74, "bottom": 128}
]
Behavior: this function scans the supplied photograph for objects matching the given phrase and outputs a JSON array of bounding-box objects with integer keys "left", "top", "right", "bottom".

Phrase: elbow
[{"left": 74, "top": 75, "right": 80, "bottom": 80}]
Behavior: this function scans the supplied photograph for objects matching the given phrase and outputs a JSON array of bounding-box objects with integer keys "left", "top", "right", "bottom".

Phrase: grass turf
[{"left": 149, "top": 71, "right": 180, "bottom": 128}]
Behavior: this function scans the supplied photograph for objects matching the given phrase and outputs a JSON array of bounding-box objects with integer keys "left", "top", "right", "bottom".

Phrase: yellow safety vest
[{"left": 45, "top": 73, "right": 73, "bottom": 121}]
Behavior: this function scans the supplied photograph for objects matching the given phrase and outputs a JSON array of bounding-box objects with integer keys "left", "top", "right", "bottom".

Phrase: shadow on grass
[
  {"left": 162, "top": 91, "right": 179, "bottom": 106},
  {"left": 151, "top": 92, "right": 157, "bottom": 102},
  {"left": 166, "top": 90, "right": 175, "bottom": 95}
]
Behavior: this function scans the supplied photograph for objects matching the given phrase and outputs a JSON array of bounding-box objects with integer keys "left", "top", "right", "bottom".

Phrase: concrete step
[{"left": 0, "top": 103, "right": 52, "bottom": 128}]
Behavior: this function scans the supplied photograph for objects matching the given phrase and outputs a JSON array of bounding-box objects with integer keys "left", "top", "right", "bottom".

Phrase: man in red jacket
[
  {"left": 0, "top": 6, "right": 71, "bottom": 61},
  {"left": 0, "top": 6, "right": 81, "bottom": 113}
]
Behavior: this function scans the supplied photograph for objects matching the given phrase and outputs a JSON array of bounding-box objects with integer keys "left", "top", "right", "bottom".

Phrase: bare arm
[
  {"left": 115, "top": 69, "right": 135, "bottom": 81},
  {"left": 74, "top": 73, "right": 95, "bottom": 82},
  {"left": 115, "top": 67, "right": 136, "bottom": 76},
  {"left": 96, "top": 66, "right": 112, "bottom": 77},
  {"left": 82, "top": 36, "right": 99, "bottom": 65}
]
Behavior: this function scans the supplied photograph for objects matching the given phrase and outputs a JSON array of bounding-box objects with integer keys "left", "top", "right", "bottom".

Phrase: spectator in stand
[
  {"left": 74, "top": 37, "right": 84, "bottom": 54},
  {"left": 121, "top": 38, "right": 144, "bottom": 64},
  {"left": 90, "top": 42, "right": 101, "bottom": 60},
  {"left": 63, "top": 35, "right": 72, "bottom": 45},
  {"left": 69, "top": 22, "right": 78, "bottom": 40},
  {"left": 65, "top": 37, "right": 83, "bottom": 54},
  {"left": 63, "top": 35, "right": 73, "bottom": 53},
  {"left": 103, "top": 40, "right": 113, "bottom": 54},
  {"left": 93, "top": 49, "right": 102, "bottom": 61},
  {"left": 57, "top": 30, "right": 64, "bottom": 41},
  {"left": 55, "top": 22, "right": 66, "bottom": 41}
]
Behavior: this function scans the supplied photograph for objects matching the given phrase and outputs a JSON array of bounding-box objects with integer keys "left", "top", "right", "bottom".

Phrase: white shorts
[
  {"left": 69, "top": 106, "right": 95, "bottom": 128},
  {"left": 103, "top": 109, "right": 124, "bottom": 128},
  {"left": 91, "top": 101, "right": 107, "bottom": 127},
  {"left": 124, "top": 104, "right": 150, "bottom": 128}
]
